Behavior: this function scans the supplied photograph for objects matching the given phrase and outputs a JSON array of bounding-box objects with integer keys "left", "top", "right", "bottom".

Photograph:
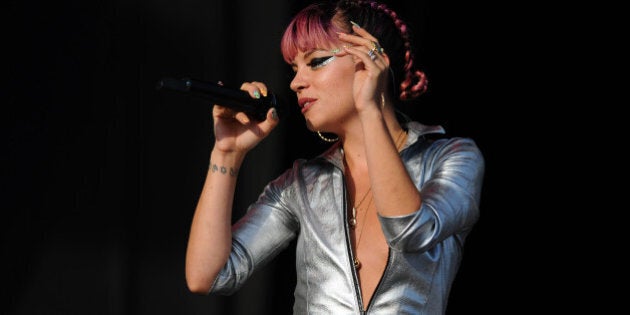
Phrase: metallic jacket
[{"left": 210, "top": 121, "right": 485, "bottom": 314}]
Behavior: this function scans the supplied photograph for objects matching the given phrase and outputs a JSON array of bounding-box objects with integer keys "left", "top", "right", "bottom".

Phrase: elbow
[
  {"left": 186, "top": 272, "right": 215, "bottom": 295},
  {"left": 187, "top": 283, "right": 211, "bottom": 295},
  {"left": 186, "top": 279, "right": 212, "bottom": 295}
]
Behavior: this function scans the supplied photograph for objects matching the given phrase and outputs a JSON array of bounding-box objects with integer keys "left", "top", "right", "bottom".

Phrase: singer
[{"left": 185, "top": 1, "right": 485, "bottom": 314}]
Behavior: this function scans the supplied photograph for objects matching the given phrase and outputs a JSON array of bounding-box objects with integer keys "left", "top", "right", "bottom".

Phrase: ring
[
  {"left": 367, "top": 49, "right": 377, "bottom": 61},
  {"left": 371, "top": 41, "right": 384, "bottom": 54}
]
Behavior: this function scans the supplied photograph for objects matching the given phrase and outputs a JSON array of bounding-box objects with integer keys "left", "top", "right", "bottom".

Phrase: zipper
[
  {"left": 341, "top": 168, "right": 365, "bottom": 312},
  {"left": 341, "top": 165, "right": 393, "bottom": 314}
]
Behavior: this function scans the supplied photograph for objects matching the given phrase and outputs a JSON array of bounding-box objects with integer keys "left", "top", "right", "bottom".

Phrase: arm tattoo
[{"left": 210, "top": 162, "right": 238, "bottom": 177}]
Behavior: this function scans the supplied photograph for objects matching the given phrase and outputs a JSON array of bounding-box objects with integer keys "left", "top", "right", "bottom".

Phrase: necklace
[
  {"left": 348, "top": 129, "right": 407, "bottom": 228},
  {"left": 349, "top": 186, "right": 371, "bottom": 228},
  {"left": 352, "top": 193, "right": 373, "bottom": 269},
  {"left": 349, "top": 128, "right": 408, "bottom": 269}
]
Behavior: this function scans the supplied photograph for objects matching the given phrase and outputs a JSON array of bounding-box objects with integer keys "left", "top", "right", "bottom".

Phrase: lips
[{"left": 298, "top": 97, "right": 317, "bottom": 114}]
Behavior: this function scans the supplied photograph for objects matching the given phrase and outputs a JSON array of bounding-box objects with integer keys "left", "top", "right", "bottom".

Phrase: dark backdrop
[{"left": 2, "top": 0, "right": 536, "bottom": 314}]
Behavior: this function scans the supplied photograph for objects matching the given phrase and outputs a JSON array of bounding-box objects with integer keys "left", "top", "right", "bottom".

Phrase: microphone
[{"left": 156, "top": 77, "right": 285, "bottom": 121}]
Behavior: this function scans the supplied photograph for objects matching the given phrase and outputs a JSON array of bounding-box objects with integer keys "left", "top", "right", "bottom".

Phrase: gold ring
[{"left": 371, "top": 41, "right": 384, "bottom": 54}]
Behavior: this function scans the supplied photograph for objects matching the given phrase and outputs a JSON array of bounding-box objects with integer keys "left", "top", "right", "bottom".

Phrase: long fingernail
[
  {"left": 350, "top": 21, "right": 361, "bottom": 28},
  {"left": 253, "top": 90, "right": 260, "bottom": 99},
  {"left": 271, "top": 107, "right": 278, "bottom": 120}
]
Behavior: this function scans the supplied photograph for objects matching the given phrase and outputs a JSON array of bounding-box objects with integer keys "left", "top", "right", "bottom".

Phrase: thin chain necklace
[
  {"left": 352, "top": 193, "right": 373, "bottom": 269},
  {"left": 349, "top": 128, "right": 408, "bottom": 269},
  {"left": 349, "top": 186, "right": 371, "bottom": 228}
]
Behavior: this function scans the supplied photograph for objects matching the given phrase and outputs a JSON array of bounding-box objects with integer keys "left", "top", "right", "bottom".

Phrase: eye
[{"left": 307, "top": 56, "right": 336, "bottom": 70}]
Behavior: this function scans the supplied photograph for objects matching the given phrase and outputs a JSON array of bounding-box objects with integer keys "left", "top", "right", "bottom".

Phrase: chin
[{"left": 304, "top": 119, "right": 315, "bottom": 132}]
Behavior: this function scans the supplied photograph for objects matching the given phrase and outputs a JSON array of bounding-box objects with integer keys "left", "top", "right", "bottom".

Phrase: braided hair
[{"left": 335, "top": 0, "right": 428, "bottom": 101}]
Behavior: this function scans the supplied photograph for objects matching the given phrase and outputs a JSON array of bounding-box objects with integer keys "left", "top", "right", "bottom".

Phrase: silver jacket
[{"left": 210, "top": 122, "right": 485, "bottom": 314}]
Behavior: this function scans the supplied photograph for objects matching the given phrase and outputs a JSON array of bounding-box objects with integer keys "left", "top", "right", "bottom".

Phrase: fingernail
[
  {"left": 262, "top": 90, "right": 267, "bottom": 97},
  {"left": 271, "top": 107, "right": 278, "bottom": 120},
  {"left": 330, "top": 48, "right": 341, "bottom": 54},
  {"left": 253, "top": 90, "right": 261, "bottom": 99},
  {"left": 350, "top": 21, "right": 361, "bottom": 28}
]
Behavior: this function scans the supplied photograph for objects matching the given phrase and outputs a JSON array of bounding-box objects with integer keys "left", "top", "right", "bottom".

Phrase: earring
[
  {"left": 317, "top": 131, "right": 339, "bottom": 142},
  {"left": 381, "top": 92, "right": 386, "bottom": 109}
]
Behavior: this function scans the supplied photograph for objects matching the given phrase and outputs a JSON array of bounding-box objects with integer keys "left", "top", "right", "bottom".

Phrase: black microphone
[{"left": 156, "top": 77, "right": 285, "bottom": 121}]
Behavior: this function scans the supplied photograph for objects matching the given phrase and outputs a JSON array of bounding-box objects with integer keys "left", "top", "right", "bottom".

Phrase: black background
[{"left": 2, "top": 0, "right": 557, "bottom": 314}]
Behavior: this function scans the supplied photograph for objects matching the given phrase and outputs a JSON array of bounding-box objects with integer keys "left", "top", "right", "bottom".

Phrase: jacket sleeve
[
  {"left": 378, "top": 137, "right": 485, "bottom": 252},
  {"left": 210, "top": 162, "right": 302, "bottom": 295}
]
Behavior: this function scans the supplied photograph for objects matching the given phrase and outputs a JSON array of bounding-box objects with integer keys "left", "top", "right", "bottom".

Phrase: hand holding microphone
[
  {"left": 156, "top": 77, "right": 286, "bottom": 121},
  {"left": 157, "top": 77, "right": 284, "bottom": 153}
]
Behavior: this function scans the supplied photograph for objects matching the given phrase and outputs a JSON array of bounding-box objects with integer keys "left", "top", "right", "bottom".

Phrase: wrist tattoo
[{"left": 210, "top": 163, "right": 238, "bottom": 177}]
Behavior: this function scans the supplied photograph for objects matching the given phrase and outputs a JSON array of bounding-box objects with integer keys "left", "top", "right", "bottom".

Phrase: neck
[{"left": 341, "top": 109, "right": 405, "bottom": 170}]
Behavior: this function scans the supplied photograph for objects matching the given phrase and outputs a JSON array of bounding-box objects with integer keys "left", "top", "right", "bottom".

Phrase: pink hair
[{"left": 280, "top": 4, "right": 347, "bottom": 64}]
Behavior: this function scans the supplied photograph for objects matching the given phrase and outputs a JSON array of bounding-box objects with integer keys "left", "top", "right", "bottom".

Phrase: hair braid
[
  {"left": 343, "top": 0, "right": 428, "bottom": 101},
  {"left": 369, "top": 1, "right": 428, "bottom": 100}
]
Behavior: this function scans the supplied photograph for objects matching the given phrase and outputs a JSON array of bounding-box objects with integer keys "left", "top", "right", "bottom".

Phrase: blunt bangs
[{"left": 281, "top": 4, "right": 344, "bottom": 64}]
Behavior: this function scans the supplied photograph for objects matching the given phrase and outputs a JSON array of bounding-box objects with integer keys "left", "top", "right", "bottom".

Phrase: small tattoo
[{"left": 210, "top": 163, "right": 238, "bottom": 177}]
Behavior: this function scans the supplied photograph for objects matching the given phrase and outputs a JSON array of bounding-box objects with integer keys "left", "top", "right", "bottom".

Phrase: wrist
[
  {"left": 357, "top": 104, "right": 384, "bottom": 123},
  {"left": 210, "top": 149, "right": 245, "bottom": 173}
]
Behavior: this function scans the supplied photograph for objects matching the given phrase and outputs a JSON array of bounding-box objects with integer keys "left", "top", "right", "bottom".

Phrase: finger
[
  {"left": 340, "top": 24, "right": 385, "bottom": 56},
  {"left": 339, "top": 34, "right": 386, "bottom": 64},
  {"left": 338, "top": 31, "right": 375, "bottom": 50},
  {"left": 340, "top": 22, "right": 380, "bottom": 50},
  {"left": 249, "top": 81, "right": 269, "bottom": 97},
  {"left": 343, "top": 45, "right": 386, "bottom": 68},
  {"left": 213, "top": 104, "right": 235, "bottom": 117},
  {"left": 259, "top": 107, "right": 280, "bottom": 132},
  {"left": 331, "top": 46, "right": 351, "bottom": 57},
  {"left": 349, "top": 22, "right": 378, "bottom": 43},
  {"left": 240, "top": 82, "right": 266, "bottom": 99},
  {"left": 234, "top": 112, "right": 251, "bottom": 125}
]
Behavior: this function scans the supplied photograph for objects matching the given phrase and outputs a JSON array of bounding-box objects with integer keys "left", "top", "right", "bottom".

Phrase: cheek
[
  {"left": 319, "top": 62, "right": 354, "bottom": 91},
  {"left": 318, "top": 68, "right": 355, "bottom": 111}
]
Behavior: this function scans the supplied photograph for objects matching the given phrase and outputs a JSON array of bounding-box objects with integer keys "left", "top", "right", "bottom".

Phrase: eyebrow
[{"left": 291, "top": 49, "right": 331, "bottom": 67}]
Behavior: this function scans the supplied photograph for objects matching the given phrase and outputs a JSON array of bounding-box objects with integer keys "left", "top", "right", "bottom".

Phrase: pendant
[{"left": 349, "top": 207, "right": 357, "bottom": 228}]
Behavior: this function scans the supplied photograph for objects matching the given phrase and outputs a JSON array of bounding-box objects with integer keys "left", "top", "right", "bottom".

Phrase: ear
[{"left": 352, "top": 55, "right": 367, "bottom": 71}]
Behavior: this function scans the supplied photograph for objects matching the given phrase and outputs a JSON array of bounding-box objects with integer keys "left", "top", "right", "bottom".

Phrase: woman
[{"left": 185, "top": 1, "right": 485, "bottom": 314}]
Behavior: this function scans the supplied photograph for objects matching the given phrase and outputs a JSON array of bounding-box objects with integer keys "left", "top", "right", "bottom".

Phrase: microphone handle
[{"left": 157, "top": 77, "right": 278, "bottom": 121}]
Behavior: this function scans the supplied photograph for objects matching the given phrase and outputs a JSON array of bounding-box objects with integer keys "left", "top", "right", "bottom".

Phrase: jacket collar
[{"left": 313, "top": 121, "right": 445, "bottom": 170}]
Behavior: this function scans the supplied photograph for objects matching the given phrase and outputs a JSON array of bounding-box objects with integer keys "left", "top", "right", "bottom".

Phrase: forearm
[
  {"left": 359, "top": 108, "right": 421, "bottom": 217},
  {"left": 185, "top": 149, "right": 245, "bottom": 294}
]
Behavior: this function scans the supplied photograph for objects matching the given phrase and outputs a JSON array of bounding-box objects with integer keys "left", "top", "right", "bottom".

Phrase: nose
[{"left": 289, "top": 69, "right": 308, "bottom": 93}]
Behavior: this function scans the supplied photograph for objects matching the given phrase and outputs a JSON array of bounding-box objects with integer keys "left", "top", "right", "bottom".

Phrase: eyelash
[{"left": 306, "top": 56, "right": 336, "bottom": 70}]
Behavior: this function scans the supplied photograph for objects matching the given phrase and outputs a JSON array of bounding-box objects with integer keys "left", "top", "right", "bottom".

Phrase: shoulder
[
  {"left": 404, "top": 122, "right": 484, "bottom": 170},
  {"left": 268, "top": 150, "right": 337, "bottom": 190},
  {"left": 405, "top": 121, "right": 481, "bottom": 152}
]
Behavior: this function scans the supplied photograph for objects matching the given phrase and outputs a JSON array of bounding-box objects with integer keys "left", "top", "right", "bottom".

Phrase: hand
[
  {"left": 212, "top": 81, "right": 280, "bottom": 153},
  {"left": 336, "top": 24, "right": 390, "bottom": 114}
]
